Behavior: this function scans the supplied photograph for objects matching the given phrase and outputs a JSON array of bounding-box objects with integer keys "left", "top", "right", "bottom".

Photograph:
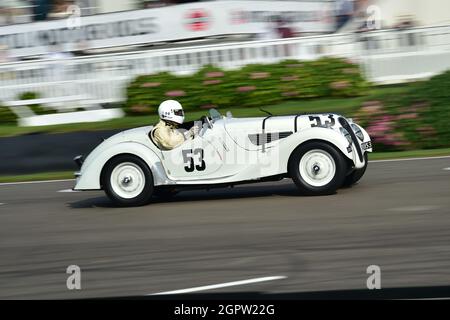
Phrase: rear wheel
[
  {"left": 102, "top": 155, "right": 154, "bottom": 206},
  {"left": 289, "top": 142, "right": 347, "bottom": 195},
  {"left": 343, "top": 153, "right": 368, "bottom": 187}
]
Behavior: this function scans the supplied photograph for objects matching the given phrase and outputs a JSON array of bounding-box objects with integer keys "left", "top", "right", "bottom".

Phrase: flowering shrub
[
  {"left": 124, "top": 57, "right": 368, "bottom": 115},
  {"left": 354, "top": 70, "right": 450, "bottom": 150},
  {"left": 191, "top": 65, "right": 234, "bottom": 110},
  {"left": 126, "top": 72, "right": 177, "bottom": 115},
  {"left": 354, "top": 101, "right": 406, "bottom": 151}
]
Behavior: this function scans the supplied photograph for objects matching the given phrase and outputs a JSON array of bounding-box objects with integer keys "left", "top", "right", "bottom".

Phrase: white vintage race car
[{"left": 73, "top": 109, "right": 372, "bottom": 206}]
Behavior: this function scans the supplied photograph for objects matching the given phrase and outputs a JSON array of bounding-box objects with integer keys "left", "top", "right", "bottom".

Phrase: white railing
[{"left": 1, "top": 25, "right": 450, "bottom": 109}]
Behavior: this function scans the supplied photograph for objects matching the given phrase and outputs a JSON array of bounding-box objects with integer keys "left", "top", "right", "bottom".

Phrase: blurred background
[{"left": 0, "top": 0, "right": 450, "bottom": 179}]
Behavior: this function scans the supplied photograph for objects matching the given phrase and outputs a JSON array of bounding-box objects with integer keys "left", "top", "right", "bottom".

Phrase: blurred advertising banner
[{"left": 0, "top": 1, "right": 334, "bottom": 58}]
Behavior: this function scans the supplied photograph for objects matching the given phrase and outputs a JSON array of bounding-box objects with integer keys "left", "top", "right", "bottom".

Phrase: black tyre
[
  {"left": 101, "top": 154, "right": 154, "bottom": 206},
  {"left": 289, "top": 141, "right": 347, "bottom": 195},
  {"left": 342, "top": 152, "right": 368, "bottom": 187}
]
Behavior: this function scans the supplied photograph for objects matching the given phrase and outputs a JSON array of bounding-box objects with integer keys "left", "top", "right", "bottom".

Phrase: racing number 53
[
  {"left": 309, "top": 115, "right": 335, "bottom": 128},
  {"left": 182, "top": 148, "right": 206, "bottom": 172}
]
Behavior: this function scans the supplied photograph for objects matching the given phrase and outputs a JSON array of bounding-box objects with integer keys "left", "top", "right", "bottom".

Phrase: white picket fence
[{"left": 1, "top": 24, "right": 450, "bottom": 125}]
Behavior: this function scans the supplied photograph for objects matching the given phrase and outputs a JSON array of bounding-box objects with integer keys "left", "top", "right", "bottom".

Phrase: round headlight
[{"left": 351, "top": 124, "right": 364, "bottom": 141}]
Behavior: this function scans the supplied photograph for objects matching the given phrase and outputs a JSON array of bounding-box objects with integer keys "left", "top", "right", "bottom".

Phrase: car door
[{"left": 159, "top": 132, "right": 223, "bottom": 181}]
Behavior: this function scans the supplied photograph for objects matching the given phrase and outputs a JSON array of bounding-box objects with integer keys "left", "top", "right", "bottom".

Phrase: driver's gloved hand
[
  {"left": 190, "top": 125, "right": 200, "bottom": 137},
  {"left": 183, "top": 125, "right": 199, "bottom": 139}
]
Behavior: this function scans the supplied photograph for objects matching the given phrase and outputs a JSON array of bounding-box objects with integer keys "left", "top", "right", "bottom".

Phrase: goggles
[{"left": 173, "top": 109, "right": 184, "bottom": 116}]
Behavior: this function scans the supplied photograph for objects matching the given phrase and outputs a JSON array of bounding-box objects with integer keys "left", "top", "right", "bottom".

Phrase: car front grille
[{"left": 338, "top": 117, "right": 363, "bottom": 162}]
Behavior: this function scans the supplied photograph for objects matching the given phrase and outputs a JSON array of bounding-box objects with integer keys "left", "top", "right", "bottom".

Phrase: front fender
[
  {"left": 278, "top": 126, "right": 356, "bottom": 172},
  {"left": 74, "top": 141, "right": 169, "bottom": 190}
]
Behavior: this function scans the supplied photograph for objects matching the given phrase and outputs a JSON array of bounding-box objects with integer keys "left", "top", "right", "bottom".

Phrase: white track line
[
  {"left": 149, "top": 275, "right": 287, "bottom": 295},
  {"left": 443, "top": 167, "right": 450, "bottom": 171},
  {"left": 410, "top": 297, "right": 450, "bottom": 300},
  {"left": 0, "top": 179, "right": 74, "bottom": 187},
  {"left": 369, "top": 155, "right": 450, "bottom": 163},
  {"left": 0, "top": 203, "right": 4, "bottom": 205}
]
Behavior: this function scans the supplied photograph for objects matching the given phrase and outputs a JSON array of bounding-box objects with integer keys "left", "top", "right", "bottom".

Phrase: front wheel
[
  {"left": 289, "top": 142, "right": 347, "bottom": 196},
  {"left": 102, "top": 155, "right": 154, "bottom": 206}
]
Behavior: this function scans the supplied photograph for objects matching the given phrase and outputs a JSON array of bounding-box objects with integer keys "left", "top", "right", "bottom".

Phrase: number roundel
[{"left": 182, "top": 148, "right": 206, "bottom": 172}]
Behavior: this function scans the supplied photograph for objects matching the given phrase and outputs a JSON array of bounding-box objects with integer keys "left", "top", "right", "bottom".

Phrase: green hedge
[
  {"left": 0, "top": 91, "right": 59, "bottom": 124},
  {"left": 18, "top": 92, "right": 55, "bottom": 115},
  {"left": 354, "top": 70, "right": 450, "bottom": 151},
  {"left": 125, "top": 57, "right": 368, "bottom": 115},
  {"left": 0, "top": 106, "right": 17, "bottom": 124}
]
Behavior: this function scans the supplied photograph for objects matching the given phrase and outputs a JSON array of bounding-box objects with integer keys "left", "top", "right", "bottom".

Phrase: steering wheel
[
  {"left": 197, "top": 116, "right": 212, "bottom": 138},
  {"left": 200, "top": 115, "right": 213, "bottom": 129}
]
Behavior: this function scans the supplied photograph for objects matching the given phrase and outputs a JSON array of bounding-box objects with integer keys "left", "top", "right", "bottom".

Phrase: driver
[{"left": 152, "top": 100, "right": 199, "bottom": 150}]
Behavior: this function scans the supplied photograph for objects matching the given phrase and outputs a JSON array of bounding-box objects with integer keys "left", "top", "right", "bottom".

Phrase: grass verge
[
  {"left": 0, "top": 171, "right": 74, "bottom": 183},
  {"left": 368, "top": 148, "right": 450, "bottom": 160},
  {"left": 1, "top": 147, "right": 449, "bottom": 183}
]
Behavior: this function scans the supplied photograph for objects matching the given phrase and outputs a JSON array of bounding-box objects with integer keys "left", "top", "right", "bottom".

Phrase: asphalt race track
[{"left": 0, "top": 157, "right": 449, "bottom": 299}]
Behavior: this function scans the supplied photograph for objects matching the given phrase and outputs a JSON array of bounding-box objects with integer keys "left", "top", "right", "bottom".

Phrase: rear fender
[{"left": 74, "top": 142, "right": 169, "bottom": 190}]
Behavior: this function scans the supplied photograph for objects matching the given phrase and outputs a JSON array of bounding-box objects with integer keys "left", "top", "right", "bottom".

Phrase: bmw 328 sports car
[{"left": 73, "top": 109, "right": 372, "bottom": 206}]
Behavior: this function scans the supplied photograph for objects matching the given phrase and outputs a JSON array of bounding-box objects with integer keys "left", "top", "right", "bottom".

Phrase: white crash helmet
[{"left": 158, "top": 100, "right": 185, "bottom": 125}]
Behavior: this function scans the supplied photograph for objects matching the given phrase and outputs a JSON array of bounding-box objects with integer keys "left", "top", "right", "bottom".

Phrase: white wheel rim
[
  {"left": 110, "top": 162, "right": 146, "bottom": 199},
  {"left": 299, "top": 149, "right": 336, "bottom": 187}
]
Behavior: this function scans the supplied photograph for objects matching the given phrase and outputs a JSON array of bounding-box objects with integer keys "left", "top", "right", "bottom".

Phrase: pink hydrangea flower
[
  {"left": 165, "top": 90, "right": 185, "bottom": 97},
  {"left": 206, "top": 72, "right": 224, "bottom": 78},
  {"left": 330, "top": 81, "right": 350, "bottom": 90},
  {"left": 250, "top": 72, "right": 270, "bottom": 79},
  {"left": 397, "top": 113, "right": 418, "bottom": 120},
  {"left": 367, "top": 116, "right": 410, "bottom": 146},
  {"left": 237, "top": 86, "right": 256, "bottom": 92},
  {"left": 203, "top": 79, "right": 222, "bottom": 85},
  {"left": 141, "top": 82, "right": 161, "bottom": 88},
  {"left": 361, "top": 101, "right": 383, "bottom": 114},
  {"left": 281, "top": 75, "right": 298, "bottom": 81}
]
